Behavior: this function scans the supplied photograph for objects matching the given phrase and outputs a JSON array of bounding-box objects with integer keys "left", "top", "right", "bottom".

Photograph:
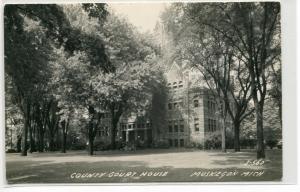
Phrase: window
[
  {"left": 168, "top": 121, "right": 172, "bottom": 133},
  {"left": 132, "top": 123, "right": 136, "bottom": 129},
  {"left": 128, "top": 124, "right": 132, "bottom": 129},
  {"left": 168, "top": 103, "right": 172, "bottom": 110},
  {"left": 173, "top": 102, "right": 178, "bottom": 108},
  {"left": 194, "top": 100, "right": 199, "bottom": 107},
  {"left": 137, "top": 124, "right": 141, "bottom": 129},
  {"left": 174, "top": 122, "right": 178, "bottom": 132},
  {"left": 220, "top": 103, "right": 224, "bottom": 114},
  {"left": 174, "top": 139, "right": 178, "bottom": 147},
  {"left": 208, "top": 100, "right": 216, "bottom": 113},
  {"left": 194, "top": 118, "right": 200, "bottom": 131},
  {"left": 207, "top": 119, "right": 217, "bottom": 132},
  {"left": 146, "top": 122, "right": 151, "bottom": 128},
  {"left": 169, "top": 139, "right": 173, "bottom": 147},
  {"left": 178, "top": 81, "right": 183, "bottom": 88},
  {"left": 211, "top": 102, "right": 215, "bottom": 113},
  {"left": 173, "top": 82, "right": 177, "bottom": 89},
  {"left": 179, "top": 101, "right": 184, "bottom": 107},
  {"left": 105, "top": 126, "right": 109, "bottom": 136},
  {"left": 168, "top": 125, "right": 173, "bottom": 133},
  {"left": 213, "top": 120, "right": 217, "bottom": 131},
  {"left": 180, "top": 139, "right": 184, "bottom": 147},
  {"left": 180, "top": 120, "right": 184, "bottom": 132},
  {"left": 121, "top": 124, "right": 127, "bottom": 130},
  {"left": 208, "top": 100, "right": 211, "bottom": 113}
]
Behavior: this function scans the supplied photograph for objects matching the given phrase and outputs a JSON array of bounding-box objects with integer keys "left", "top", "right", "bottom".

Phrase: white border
[{"left": 0, "top": 0, "right": 298, "bottom": 191}]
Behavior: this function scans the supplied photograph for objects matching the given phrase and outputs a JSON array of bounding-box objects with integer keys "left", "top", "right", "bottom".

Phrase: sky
[{"left": 108, "top": 3, "right": 168, "bottom": 33}]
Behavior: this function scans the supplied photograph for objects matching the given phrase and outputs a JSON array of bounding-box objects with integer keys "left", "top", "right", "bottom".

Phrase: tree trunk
[
  {"left": 256, "top": 104, "right": 265, "bottom": 159},
  {"left": 278, "top": 102, "right": 282, "bottom": 128},
  {"left": 21, "top": 102, "right": 30, "bottom": 156},
  {"left": 21, "top": 120, "right": 28, "bottom": 156},
  {"left": 47, "top": 100, "right": 59, "bottom": 151},
  {"left": 48, "top": 124, "right": 58, "bottom": 151},
  {"left": 88, "top": 136, "right": 94, "bottom": 156},
  {"left": 111, "top": 118, "right": 118, "bottom": 150},
  {"left": 221, "top": 117, "right": 226, "bottom": 152},
  {"left": 88, "top": 126, "right": 95, "bottom": 155},
  {"left": 38, "top": 131, "right": 44, "bottom": 152},
  {"left": 110, "top": 103, "right": 123, "bottom": 150},
  {"left": 61, "top": 120, "right": 68, "bottom": 153},
  {"left": 62, "top": 133, "right": 67, "bottom": 153},
  {"left": 87, "top": 114, "right": 97, "bottom": 156},
  {"left": 49, "top": 135, "right": 55, "bottom": 151},
  {"left": 233, "top": 120, "right": 240, "bottom": 152},
  {"left": 17, "top": 135, "right": 22, "bottom": 153},
  {"left": 29, "top": 123, "right": 35, "bottom": 153}
]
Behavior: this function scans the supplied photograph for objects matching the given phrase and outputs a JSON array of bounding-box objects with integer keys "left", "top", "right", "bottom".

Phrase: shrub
[
  {"left": 277, "top": 140, "right": 282, "bottom": 149},
  {"left": 185, "top": 143, "right": 195, "bottom": 148},
  {"left": 70, "top": 140, "right": 86, "bottom": 150},
  {"left": 266, "top": 139, "right": 278, "bottom": 149},
  {"left": 6, "top": 149, "right": 17, "bottom": 153},
  {"left": 153, "top": 140, "right": 169, "bottom": 149},
  {"left": 204, "top": 132, "right": 221, "bottom": 150},
  {"left": 196, "top": 143, "right": 204, "bottom": 150}
]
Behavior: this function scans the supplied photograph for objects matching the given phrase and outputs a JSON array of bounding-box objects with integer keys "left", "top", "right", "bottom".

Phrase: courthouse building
[{"left": 95, "top": 62, "right": 230, "bottom": 148}]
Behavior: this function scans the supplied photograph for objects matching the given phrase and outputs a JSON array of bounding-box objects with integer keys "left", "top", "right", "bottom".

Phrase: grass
[{"left": 6, "top": 148, "right": 282, "bottom": 184}]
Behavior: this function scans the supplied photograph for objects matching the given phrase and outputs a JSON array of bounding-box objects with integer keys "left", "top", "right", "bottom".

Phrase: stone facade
[
  {"left": 95, "top": 62, "right": 231, "bottom": 148},
  {"left": 162, "top": 62, "right": 223, "bottom": 148}
]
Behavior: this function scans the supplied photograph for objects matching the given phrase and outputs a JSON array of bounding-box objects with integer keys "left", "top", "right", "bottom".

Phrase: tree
[
  {"left": 5, "top": 4, "right": 109, "bottom": 155},
  {"left": 166, "top": 2, "right": 280, "bottom": 158},
  {"left": 50, "top": 47, "right": 103, "bottom": 155},
  {"left": 97, "top": 14, "right": 160, "bottom": 149},
  {"left": 5, "top": 74, "right": 23, "bottom": 152},
  {"left": 54, "top": 4, "right": 110, "bottom": 155},
  {"left": 4, "top": 6, "right": 58, "bottom": 155},
  {"left": 210, "top": 2, "right": 281, "bottom": 158},
  {"left": 160, "top": 4, "right": 254, "bottom": 152},
  {"left": 269, "top": 63, "right": 281, "bottom": 127}
]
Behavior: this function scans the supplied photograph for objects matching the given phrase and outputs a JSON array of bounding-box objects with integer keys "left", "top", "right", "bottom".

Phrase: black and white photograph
[{"left": 3, "top": 0, "right": 284, "bottom": 184}]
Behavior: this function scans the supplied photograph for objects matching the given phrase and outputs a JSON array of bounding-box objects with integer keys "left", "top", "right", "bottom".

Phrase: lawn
[{"left": 6, "top": 148, "right": 282, "bottom": 184}]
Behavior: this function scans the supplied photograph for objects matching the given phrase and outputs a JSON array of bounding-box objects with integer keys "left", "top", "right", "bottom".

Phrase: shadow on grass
[
  {"left": 6, "top": 160, "right": 282, "bottom": 184},
  {"left": 6, "top": 149, "right": 282, "bottom": 184},
  {"left": 7, "top": 148, "right": 204, "bottom": 160},
  {"left": 208, "top": 149, "right": 282, "bottom": 171}
]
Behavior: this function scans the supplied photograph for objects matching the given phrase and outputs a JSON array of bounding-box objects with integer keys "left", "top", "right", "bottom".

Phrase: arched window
[
  {"left": 173, "top": 82, "right": 177, "bottom": 88},
  {"left": 178, "top": 81, "right": 183, "bottom": 88}
]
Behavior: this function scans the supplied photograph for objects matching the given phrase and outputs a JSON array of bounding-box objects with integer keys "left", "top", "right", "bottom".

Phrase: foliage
[
  {"left": 161, "top": 2, "right": 281, "bottom": 158},
  {"left": 204, "top": 132, "right": 222, "bottom": 150},
  {"left": 4, "top": 4, "right": 109, "bottom": 155},
  {"left": 160, "top": 3, "right": 254, "bottom": 152}
]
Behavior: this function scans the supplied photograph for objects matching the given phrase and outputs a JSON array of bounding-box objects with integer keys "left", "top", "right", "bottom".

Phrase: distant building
[{"left": 95, "top": 62, "right": 232, "bottom": 149}]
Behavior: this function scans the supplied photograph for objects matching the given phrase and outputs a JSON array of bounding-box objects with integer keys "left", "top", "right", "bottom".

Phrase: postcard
[{"left": 4, "top": 1, "right": 283, "bottom": 184}]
